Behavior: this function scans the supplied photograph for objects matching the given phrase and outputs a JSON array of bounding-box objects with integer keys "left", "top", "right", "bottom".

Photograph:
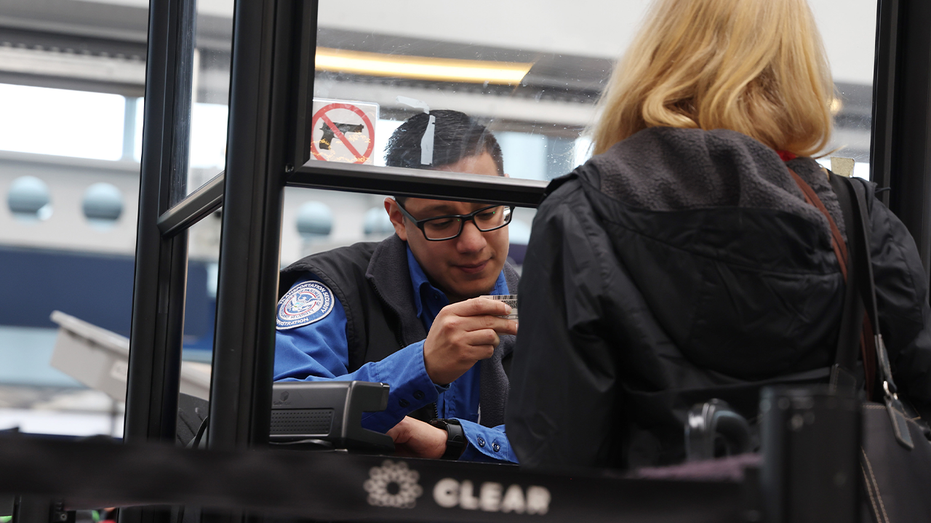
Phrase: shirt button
[
  {"left": 398, "top": 399, "right": 409, "bottom": 408},
  {"left": 477, "top": 437, "right": 485, "bottom": 448},
  {"left": 492, "top": 442, "right": 501, "bottom": 452},
  {"left": 413, "top": 390, "right": 424, "bottom": 400}
]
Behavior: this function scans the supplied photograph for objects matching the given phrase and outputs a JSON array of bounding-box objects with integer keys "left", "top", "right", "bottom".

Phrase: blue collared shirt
[{"left": 274, "top": 245, "right": 515, "bottom": 462}]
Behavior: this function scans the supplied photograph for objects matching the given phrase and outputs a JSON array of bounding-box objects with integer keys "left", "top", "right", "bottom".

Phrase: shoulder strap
[
  {"left": 826, "top": 174, "right": 867, "bottom": 393},
  {"left": 832, "top": 175, "right": 914, "bottom": 449},
  {"left": 787, "top": 168, "right": 860, "bottom": 391},
  {"left": 787, "top": 168, "right": 847, "bottom": 278}
]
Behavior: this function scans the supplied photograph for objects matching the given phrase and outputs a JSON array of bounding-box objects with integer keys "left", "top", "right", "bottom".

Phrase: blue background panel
[{"left": 0, "top": 246, "right": 208, "bottom": 338}]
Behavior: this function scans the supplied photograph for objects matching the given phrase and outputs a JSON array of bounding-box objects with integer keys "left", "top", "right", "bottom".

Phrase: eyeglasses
[{"left": 395, "top": 201, "right": 514, "bottom": 241}]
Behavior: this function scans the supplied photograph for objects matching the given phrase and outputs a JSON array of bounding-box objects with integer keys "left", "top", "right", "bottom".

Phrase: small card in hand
[{"left": 480, "top": 294, "right": 518, "bottom": 320}]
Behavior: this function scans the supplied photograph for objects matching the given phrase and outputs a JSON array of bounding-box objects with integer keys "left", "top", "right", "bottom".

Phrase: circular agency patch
[{"left": 276, "top": 280, "right": 335, "bottom": 330}]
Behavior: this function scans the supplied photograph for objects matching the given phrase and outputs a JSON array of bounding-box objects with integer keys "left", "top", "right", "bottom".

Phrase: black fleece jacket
[{"left": 506, "top": 127, "right": 931, "bottom": 470}]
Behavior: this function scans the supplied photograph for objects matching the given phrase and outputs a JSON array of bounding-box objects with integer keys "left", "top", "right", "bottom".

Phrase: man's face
[{"left": 384, "top": 151, "right": 509, "bottom": 303}]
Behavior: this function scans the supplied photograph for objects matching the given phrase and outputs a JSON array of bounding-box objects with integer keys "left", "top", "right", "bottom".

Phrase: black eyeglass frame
[{"left": 394, "top": 200, "right": 514, "bottom": 241}]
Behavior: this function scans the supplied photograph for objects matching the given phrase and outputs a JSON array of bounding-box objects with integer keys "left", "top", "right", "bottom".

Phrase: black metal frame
[
  {"left": 204, "top": 0, "right": 291, "bottom": 451},
  {"left": 155, "top": 163, "right": 547, "bottom": 242},
  {"left": 118, "top": 2, "right": 195, "bottom": 522},
  {"left": 288, "top": 162, "right": 547, "bottom": 205},
  {"left": 124, "top": 0, "right": 194, "bottom": 446},
  {"left": 871, "top": 0, "right": 931, "bottom": 270},
  {"left": 157, "top": 171, "right": 224, "bottom": 238}
]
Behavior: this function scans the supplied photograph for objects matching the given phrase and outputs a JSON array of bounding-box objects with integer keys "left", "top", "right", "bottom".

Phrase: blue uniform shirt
[{"left": 274, "top": 245, "right": 515, "bottom": 462}]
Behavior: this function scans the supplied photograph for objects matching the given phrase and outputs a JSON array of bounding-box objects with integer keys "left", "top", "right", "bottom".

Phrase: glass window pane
[
  {"left": 0, "top": 84, "right": 125, "bottom": 161},
  {"left": 190, "top": 102, "right": 229, "bottom": 169},
  {"left": 0, "top": 83, "right": 138, "bottom": 437},
  {"left": 180, "top": 0, "right": 235, "bottom": 197},
  {"left": 811, "top": 1, "right": 876, "bottom": 179},
  {"left": 289, "top": 0, "right": 880, "bottom": 266},
  {"left": 312, "top": 1, "right": 642, "bottom": 181},
  {"left": 312, "top": 0, "right": 876, "bottom": 183}
]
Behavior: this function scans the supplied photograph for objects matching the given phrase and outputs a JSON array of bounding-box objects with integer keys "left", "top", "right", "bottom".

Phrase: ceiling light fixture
[{"left": 315, "top": 47, "right": 533, "bottom": 86}]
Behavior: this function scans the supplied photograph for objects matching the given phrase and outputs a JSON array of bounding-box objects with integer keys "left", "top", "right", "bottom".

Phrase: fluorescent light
[{"left": 315, "top": 47, "right": 533, "bottom": 86}]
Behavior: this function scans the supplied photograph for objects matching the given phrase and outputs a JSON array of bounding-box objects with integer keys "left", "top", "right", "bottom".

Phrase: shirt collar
[
  {"left": 406, "top": 246, "right": 434, "bottom": 319},
  {"left": 405, "top": 245, "right": 510, "bottom": 320}
]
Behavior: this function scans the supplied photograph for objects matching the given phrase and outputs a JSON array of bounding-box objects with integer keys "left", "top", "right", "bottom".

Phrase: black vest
[{"left": 279, "top": 235, "right": 519, "bottom": 427}]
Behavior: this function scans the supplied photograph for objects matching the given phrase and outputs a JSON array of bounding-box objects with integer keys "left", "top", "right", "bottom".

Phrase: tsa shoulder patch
[{"left": 276, "top": 280, "right": 336, "bottom": 330}]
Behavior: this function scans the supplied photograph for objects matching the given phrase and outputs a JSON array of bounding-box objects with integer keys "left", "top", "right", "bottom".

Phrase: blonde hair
[{"left": 592, "top": 0, "right": 834, "bottom": 157}]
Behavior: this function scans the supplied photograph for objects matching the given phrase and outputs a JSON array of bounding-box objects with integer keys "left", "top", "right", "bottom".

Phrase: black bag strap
[
  {"left": 828, "top": 177, "right": 884, "bottom": 383},
  {"left": 825, "top": 173, "right": 864, "bottom": 392},
  {"left": 787, "top": 167, "right": 861, "bottom": 392},
  {"left": 830, "top": 174, "right": 915, "bottom": 449}
]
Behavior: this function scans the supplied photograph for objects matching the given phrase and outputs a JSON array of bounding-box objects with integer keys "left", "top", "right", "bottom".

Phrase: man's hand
[
  {"left": 387, "top": 416, "right": 449, "bottom": 459},
  {"left": 423, "top": 297, "right": 519, "bottom": 385}
]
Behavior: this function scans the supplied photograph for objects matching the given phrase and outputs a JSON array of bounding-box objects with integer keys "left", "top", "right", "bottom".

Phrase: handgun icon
[{"left": 319, "top": 122, "right": 365, "bottom": 150}]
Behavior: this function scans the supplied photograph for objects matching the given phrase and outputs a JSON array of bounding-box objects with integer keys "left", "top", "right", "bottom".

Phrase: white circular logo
[
  {"left": 276, "top": 280, "right": 335, "bottom": 329},
  {"left": 363, "top": 460, "right": 423, "bottom": 509}
]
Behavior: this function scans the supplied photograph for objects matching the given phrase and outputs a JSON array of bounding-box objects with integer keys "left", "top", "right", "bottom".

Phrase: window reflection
[
  {"left": 310, "top": 13, "right": 607, "bottom": 180},
  {"left": 312, "top": 0, "right": 876, "bottom": 182}
]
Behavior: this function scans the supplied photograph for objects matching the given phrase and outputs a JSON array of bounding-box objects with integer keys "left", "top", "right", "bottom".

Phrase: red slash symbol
[{"left": 310, "top": 103, "right": 376, "bottom": 164}]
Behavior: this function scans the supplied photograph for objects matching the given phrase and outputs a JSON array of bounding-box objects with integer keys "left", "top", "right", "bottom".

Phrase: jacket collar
[{"left": 365, "top": 234, "right": 427, "bottom": 346}]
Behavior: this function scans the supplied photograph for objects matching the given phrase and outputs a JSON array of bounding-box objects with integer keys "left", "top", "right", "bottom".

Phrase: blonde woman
[{"left": 506, "top": 0, "right": 931, "bottom": 470}]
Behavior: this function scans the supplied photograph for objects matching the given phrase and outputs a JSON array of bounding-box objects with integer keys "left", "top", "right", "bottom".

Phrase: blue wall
[{"left": 0, "top": 246, "right": 209, "bottom": 340}]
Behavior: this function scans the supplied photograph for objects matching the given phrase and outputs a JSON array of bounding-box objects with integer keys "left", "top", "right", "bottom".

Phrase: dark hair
[{"left": 385, "top": 110, "right": 504, "bottom": 176}]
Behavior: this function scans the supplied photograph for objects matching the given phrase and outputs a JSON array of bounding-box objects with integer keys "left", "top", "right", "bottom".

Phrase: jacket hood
[{"left": 574, "top": 127, "right": 845, "bottom": 378}]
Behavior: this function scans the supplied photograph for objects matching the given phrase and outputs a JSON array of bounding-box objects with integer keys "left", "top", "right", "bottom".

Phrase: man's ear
[{"left": 384, "top": 197, "right": 408, "bottom": 242}]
